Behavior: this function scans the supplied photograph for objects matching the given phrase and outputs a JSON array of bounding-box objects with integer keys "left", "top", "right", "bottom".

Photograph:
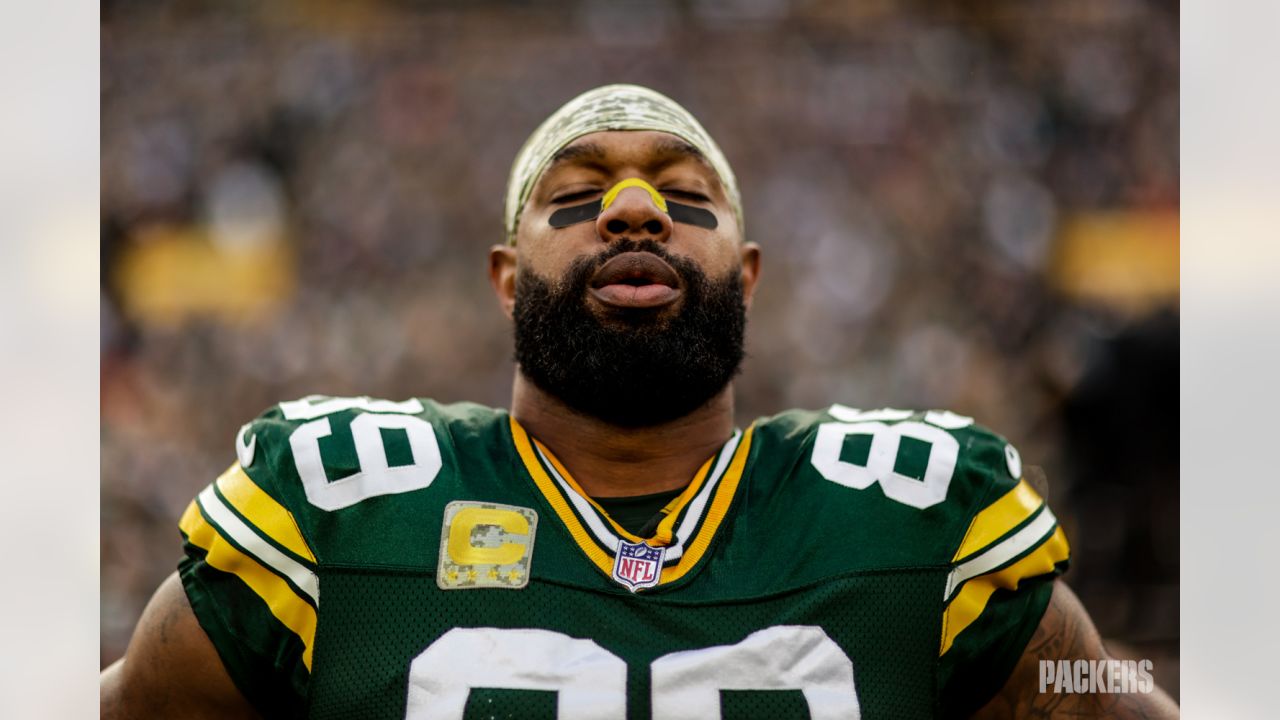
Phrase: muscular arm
[
  {"left": 101, "top": 572, "right": 261, "bottom": 720},
  {"left": 972, "top": 581, "right": 1178, "bottom": 719}
]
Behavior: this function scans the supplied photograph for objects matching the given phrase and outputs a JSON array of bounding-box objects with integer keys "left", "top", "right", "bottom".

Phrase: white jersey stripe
[
  {"left": 198, "top": 486, "right": 320, "bottom": 604},
  {"left": 944, "top": 506, "right": 1057, "bottom": 601}
]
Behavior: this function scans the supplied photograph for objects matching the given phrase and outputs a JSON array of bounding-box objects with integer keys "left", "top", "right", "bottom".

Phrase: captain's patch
[{"left": 437, "top": 501, "right": 538, "bottom": 590}]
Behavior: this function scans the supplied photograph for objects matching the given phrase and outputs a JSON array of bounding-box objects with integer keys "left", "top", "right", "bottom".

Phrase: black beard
[{"left": 513, "top": 240, "right": 746, "bottom": 428}]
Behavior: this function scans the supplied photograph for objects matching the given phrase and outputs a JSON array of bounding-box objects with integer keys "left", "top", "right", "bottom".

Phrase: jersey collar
[{"left": 509, "top": 416, "right": 754, "bottom": 588}]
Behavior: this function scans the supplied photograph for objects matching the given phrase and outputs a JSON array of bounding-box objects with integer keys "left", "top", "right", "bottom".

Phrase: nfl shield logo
[{"left": 611, "top": 540, "right": 665, "bottom": 592}]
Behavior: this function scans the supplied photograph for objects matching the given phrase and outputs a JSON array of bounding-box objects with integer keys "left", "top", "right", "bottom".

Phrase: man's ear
[
  {"left": 739, "top": 242, "right": 762, "bottom": 310},
  {"left": 488, "top": 244, "right": 519, "bottom": 320}
]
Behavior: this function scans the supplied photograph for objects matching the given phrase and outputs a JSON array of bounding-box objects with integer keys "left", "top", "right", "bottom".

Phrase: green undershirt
[{"left": 593, "top": 487, "right": 685, "bottom": 537}]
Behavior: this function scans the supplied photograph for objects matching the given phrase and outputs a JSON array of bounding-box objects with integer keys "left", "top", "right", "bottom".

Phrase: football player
[{"left": 101, "top": 84, "right": 1178, "bottom": 718}]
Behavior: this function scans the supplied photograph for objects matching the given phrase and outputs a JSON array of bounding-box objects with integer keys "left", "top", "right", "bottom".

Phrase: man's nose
[{"left": 596, "top": 185, "right": 673, "bottom": 244}]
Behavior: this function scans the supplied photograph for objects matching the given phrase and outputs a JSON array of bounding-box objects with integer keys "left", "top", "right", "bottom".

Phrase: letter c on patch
[{"left": 448, "top": 507, "right": 529, "bottom": 565}]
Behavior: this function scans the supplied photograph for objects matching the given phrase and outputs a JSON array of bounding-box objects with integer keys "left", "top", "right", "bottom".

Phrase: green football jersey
[{"left": 178, "top": 396, "right": 1069, "bottom": 719}]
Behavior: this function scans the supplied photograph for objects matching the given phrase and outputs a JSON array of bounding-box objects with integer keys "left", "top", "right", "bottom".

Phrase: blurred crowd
[{"left": 101, "top": 0, "right": 1180, "bottom": 694}]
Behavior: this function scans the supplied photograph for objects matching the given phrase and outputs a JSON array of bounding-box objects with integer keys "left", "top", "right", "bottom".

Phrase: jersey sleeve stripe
[
  {"left": 214, "top": 463, "right": 317, "bottom": 564},
  {"left": 951, "top": 478, "right": 1045, "bottom": 564},
  {"left": 939, "top": 526, "right": 1069, "bottom": 656},
  {"left": 209, "top": 483, "right": 318, "bottom": 592},
  {"left": 945, "top": 505, "right": 1058, "bottom": 601},
  {"left": 197, "top": 485, "right": 320, "bottom": 604},
  {"left": 179, "top": 500, "right": 319, "bottom": 669}
]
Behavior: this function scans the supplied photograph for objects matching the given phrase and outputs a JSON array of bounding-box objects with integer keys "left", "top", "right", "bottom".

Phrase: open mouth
[{"left": 588, "top": 251, "right": 683, "bottom": 309}]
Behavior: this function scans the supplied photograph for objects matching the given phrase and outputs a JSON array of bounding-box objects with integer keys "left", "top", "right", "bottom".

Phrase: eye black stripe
[
  {"left": 546, "top": 199, "right": 718, "bottom": 230},
  {"left": 667, "top": 202, "right": 718, "bottom": 229},
  {"left": 548, "top": 200, "right": 603, "bottom": 228}
]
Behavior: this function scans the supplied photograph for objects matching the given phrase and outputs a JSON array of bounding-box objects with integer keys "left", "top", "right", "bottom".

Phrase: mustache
[
  {"left": 571, "top": 239, "right": 689, "bottom": 288},
  {"left": 583, "top": 239, "right": 680, "bottom": 275},
  {"left": 589, "top": 238, "right": 677, "bottom": 266},
  {"left": 525, "top": 240, "right": 694, "bottom": 295}
]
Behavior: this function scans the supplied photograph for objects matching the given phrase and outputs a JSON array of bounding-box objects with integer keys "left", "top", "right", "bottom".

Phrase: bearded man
[{"left": 101, "top": 84, "right": 1178, "bottom": 719}]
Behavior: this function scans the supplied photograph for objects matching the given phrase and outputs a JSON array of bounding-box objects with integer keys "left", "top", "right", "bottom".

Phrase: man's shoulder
[
  {"left": 240, "top": 393, "right": 506, "bottom": 452},
  {"left": 745, "top": 404, "right": 1033, "bottom": 572},
  {"left": 227, "top": 394, "right": 515, "bottom": 565},
  {"left": 751, "top": 403, "right": 1020, "bottom": 489},
  {"left": 245, "top": 394, "right": 503, "bottom": 432}
]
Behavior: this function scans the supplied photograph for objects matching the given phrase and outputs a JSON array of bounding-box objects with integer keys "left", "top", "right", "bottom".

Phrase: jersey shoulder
[
  {"left": 217, "top": 395, "right": 512, "bottom": 566},
  {"left": 748, "top": 403, "right": 1070, "bottom": 703},
  {"left": 748, "top": 404, "right": 1061, "bottom": 570},
  {"left": 175, "top": 394, "right": 508, "bottom": 715}
]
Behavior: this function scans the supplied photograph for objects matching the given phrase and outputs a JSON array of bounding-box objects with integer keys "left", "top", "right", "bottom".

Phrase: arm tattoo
[{"left": 971, "top": 582, "right": 1178, "bottom": 719}]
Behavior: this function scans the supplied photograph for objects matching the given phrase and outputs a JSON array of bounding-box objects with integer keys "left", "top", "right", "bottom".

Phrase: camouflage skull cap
[{"left": 504, "top": 84, "right": 742, "bottom": 245}]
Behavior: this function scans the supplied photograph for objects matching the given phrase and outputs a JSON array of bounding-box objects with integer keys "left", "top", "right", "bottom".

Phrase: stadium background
[{"left": 100, "top": 0, "right": 1180, "bottom": 698}]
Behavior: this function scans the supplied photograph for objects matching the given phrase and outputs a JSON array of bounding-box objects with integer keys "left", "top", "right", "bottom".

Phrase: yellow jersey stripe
[
  {"left": 510, "top": 418, "right": 616, "bottom": 577},
  {"left": 179, "top": 500, "right": 318, "bottom": 669},
  {"left": 946, "top": 505, "right": 1058, "bottom": 600},
  {"left": 658, "top": 426, "right": 754, "bottom": 584},
  {"left": 939, "top": 526, "right": 1069, "bottom": 656},
  {"left": 952, "top": 479, "right": 1044, "bottom": 563},
  {"left": 200, "top": 486, "right": 319, "bottom": 603},
  {"left": 215, "top": 463, "right": 317, "bottom": 564}
]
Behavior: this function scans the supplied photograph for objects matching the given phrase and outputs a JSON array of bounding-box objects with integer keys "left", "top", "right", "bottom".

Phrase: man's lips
[{"left": 588, "top": 251, "right": 682, "bottom": 309}]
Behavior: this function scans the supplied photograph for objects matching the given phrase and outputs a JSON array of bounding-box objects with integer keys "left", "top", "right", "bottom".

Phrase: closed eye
[
  {"left": 661, "top": 189, "right": 710, "bottom": 203},
  {"left": 551, "top": 189, "right": 602, "bottom": 204}
]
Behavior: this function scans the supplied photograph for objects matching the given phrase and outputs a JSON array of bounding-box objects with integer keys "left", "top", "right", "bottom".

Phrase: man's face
[
  {"left": 514, "top": 130, "right": 749, "bottom": 288},
  {"left": 491, "top": 130, "right": 761, "bottom": 426}
]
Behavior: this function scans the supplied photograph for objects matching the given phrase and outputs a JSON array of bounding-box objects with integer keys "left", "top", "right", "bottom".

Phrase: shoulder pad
[
  {"left": 228, "top": 395, "right": 510, "bottom": 565},
  {"left": 756, "top": 404, "right": 1038, "bottom": 556},
  {"left": 805, "top": 404, "right": 1020, "bottom": 511}
]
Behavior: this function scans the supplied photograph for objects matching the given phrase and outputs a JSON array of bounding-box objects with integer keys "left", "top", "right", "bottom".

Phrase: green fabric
[
  {"left": 310, "top": 567, "right": 940, "bottom": 719},
  {"left": 594, "top": 487, "right": 685, "bottom": 537},
  {"left": 938, "top": 580, "right": 1055, "bottom": 718},
  {"left": 178, "top": 538, "right": 309, "bottom": 718},
  {"left": 178, "top": 397, "right": 1069, "bottom": 718}
]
